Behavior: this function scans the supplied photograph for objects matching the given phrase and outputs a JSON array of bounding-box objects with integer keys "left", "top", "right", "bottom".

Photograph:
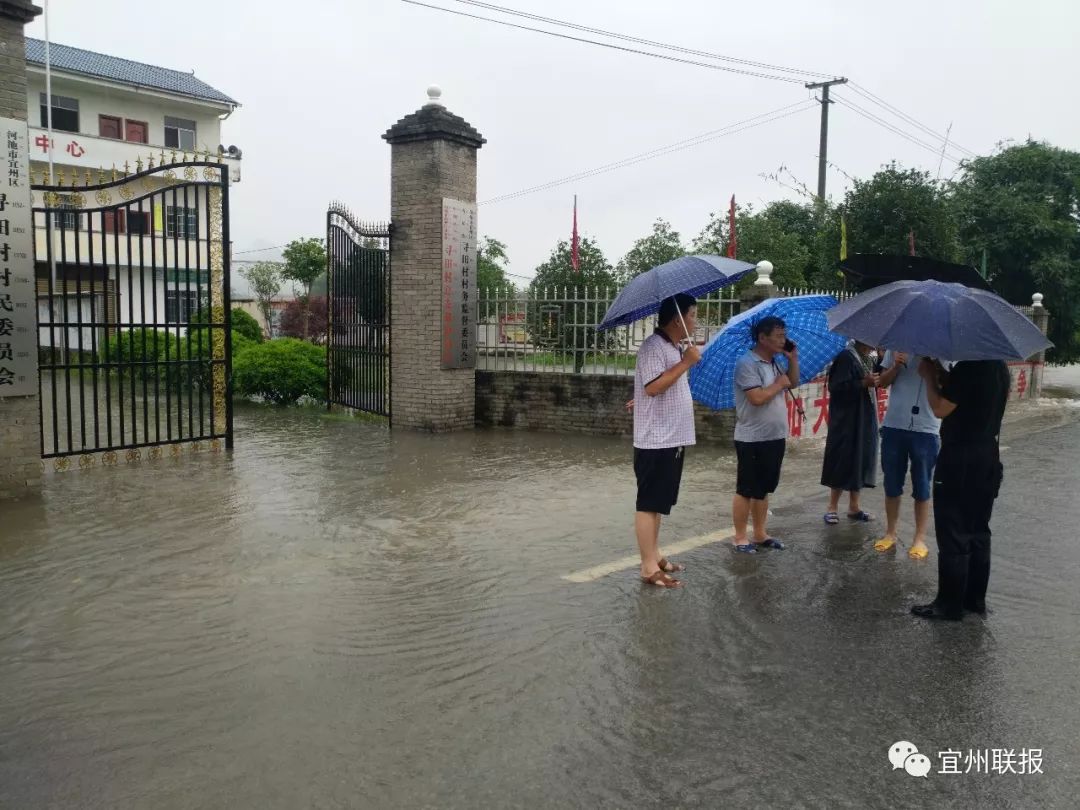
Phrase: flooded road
[{"left": 2, "top": 382, "right": 1080, "bottom": 808}]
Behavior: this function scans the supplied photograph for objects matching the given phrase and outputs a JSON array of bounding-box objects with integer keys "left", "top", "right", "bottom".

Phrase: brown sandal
[
  {"left": 641, "top": 570, "right": 683, "bottom": 588},
  {"left": 658, "top": 557, "right": 685, "bottom": 573}
]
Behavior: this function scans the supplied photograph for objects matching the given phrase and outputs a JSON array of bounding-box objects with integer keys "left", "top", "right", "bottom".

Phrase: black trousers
[{"left": 932, "top": 444, "right": 1003, "bottom": 614}]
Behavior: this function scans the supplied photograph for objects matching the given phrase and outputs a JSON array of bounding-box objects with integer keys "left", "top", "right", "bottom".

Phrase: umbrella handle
[{"left": 675, "top": 308, "right": 693, "bottom": 348}]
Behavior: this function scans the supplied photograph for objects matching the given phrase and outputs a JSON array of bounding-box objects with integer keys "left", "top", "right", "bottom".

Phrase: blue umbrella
[
  {"left": 826, "top": 279, "right": 1052, "bottom": 361},
  {"left": 597, "top": 255, "right": 755, "bottom": 331},
  {"left": 689, "top": 295, "right": 847, "bottom": 410}
]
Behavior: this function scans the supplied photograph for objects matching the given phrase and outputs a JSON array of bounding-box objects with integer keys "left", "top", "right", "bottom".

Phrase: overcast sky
[{"left": 26, "top": 0, "right": 1080, "bottom": 282}]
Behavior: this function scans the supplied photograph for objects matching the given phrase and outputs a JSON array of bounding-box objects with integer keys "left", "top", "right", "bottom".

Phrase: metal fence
[
  {"left": 475, "top": 285, "right": 848, "bottom": 376},
  {"left": 32, "top": 159, "right": 233, "bottom": 459}
]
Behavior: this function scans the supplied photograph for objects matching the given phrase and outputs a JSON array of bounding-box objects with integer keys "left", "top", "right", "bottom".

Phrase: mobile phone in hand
[{"left": 783, "top": 339, "right": 795, "bottom": 352}]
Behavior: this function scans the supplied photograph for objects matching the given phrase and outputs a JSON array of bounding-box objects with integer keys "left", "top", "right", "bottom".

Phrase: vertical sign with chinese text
[
  {"left": 441, "top": 198, "right": 477, "bottom": 369},
  {"left": 0, "top": 117, "right": 35, "bottom": 397}
]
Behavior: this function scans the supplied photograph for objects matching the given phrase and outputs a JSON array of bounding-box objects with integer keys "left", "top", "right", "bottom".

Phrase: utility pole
[{"left": 805, "top": 78, "right": 848, "bottom": 203}]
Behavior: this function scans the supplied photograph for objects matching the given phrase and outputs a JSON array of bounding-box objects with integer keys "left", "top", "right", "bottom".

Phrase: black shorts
[
  {"left": 634, "top": 446, "right": 686, "bottom": 515},
  {"left": 735, "top": 439, "right": 786, "bottom": 500}
]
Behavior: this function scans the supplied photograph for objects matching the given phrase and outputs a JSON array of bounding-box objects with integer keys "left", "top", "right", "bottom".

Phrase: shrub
[
  {"left": 99, "top": 326, "right": 253, "bottom": 394},
  {"left": 228, "top": 308, "right": 264, "bottom": 343},
  {"left": 233, "top": 338, "right": 326, "bottom": 405},
  {"left": 100, "top": 328, "right": 171, "bottom": 383},
  {"left": 189, "top": 306, "right": 265, "bottom": 343},
  {"left": 278, "top": 295, "right": 328, "bottom": 343}
]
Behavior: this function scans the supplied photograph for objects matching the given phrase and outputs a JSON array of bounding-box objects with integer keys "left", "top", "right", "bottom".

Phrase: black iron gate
[
  {"left": 326, "top": 203, "right": 391, "bottom": 418},
  {"left": 31, "top": 156, "right": 233, "bottom": 466}
]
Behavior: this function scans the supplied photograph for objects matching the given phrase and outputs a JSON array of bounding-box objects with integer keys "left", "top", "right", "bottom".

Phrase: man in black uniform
[{"left": 911, "top": 358, "right": 1011, "bottom": 621}]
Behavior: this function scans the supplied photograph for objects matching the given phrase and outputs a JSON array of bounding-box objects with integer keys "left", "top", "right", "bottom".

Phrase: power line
[
  {"left": 832, "top": 94, "right": 965, "bottom": 164},
  {"left": 400, "top": 0, "right": 809, "bottom": 83},
  {"left": 233, "top": 244, "right": 288, "bottom": 255},
  {"left": 847, "top": 82, "right": 976, "bottom": 157},
  {"left": 445, "top": 0, "right": 833, "bottom": 80},
  {"left": 481, "top": 101, "right": 817, "bottom": 205}
]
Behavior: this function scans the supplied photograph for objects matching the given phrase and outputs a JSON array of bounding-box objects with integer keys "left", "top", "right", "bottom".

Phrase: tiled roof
[{"left": 25, "top": 38, "right": 238, "bottom": 106}]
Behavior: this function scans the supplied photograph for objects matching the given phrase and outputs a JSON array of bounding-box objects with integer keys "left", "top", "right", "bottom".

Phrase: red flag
[
  {"left": 908, "top": 229, "right": 916, "bottom": 256},
  {"left": 571, "top": 195, "right": 580, "bottom": 272},
  {"left": 727, "top": 195, "right": 737, "bottom": 259}
]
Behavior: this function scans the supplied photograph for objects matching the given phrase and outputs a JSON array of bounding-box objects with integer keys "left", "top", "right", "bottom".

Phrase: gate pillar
[
  {"left": 0, "top": 0, "right": 43, "bottom": 500},
  {"left": 383, "top": 87, "right": 485, "bottom": 431}
]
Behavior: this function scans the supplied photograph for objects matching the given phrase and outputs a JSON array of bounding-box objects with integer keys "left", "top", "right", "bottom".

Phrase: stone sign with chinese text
[
  {"left": 441, "top": 198, "right": 477, "bottom": 370},
  {"left": 0, "top": 117, "right": 36, "bottom": 397}
]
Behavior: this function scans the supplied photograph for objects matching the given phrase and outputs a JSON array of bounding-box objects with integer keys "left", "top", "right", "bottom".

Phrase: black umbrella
[{"left": 840, "top": 254, "right": 994, "bottom": 292}]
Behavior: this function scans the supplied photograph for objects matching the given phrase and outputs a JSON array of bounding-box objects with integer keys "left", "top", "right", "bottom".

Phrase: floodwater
[{"left": 2, "top": 376, "right": 1080, "bottom": 808}]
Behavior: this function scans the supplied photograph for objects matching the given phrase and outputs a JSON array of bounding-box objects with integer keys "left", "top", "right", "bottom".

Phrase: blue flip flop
[
  {"left": 733, "top": 543, "right": 758, "bottom": 554},
  {"left": 847, "top": 511, "right": 874, "bottom": 522},
  {"left": 824, "top": 512, "right": 840, "bottom": 525},
  {"left": 756, "top": 538, "right": 785, "bottom": 550}
]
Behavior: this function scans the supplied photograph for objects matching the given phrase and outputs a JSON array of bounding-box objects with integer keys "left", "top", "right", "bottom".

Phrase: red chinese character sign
[
  {"left": 0, "top": 118, "right": 35, "bottom": 397},
  {"left": 441, "top": 198, "right": 477, "bottom": 369},
  {"left": 786, "top": 377, "right": 892, "bottom": 440}
]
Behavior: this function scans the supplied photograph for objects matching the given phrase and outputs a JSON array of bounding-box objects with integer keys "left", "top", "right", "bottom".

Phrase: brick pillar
[
  {"left": 0, "top": 0, "right": 43, "bottom": 500},
  {"left": 383, "top": 87, "right": 485, "bottom": 431}
]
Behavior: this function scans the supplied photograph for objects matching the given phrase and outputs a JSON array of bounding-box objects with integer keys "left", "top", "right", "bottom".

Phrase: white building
[{"left": 24, "top": 39, "right": 242, "bottom": 350}]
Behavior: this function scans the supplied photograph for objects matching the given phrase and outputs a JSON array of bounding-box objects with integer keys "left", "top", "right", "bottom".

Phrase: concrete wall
[
  {"left": 475, "top": 371, "right": 736, "bottom": 444},
  {"left": 476, "top": 359, "right": 1045, "bottom": 446}
]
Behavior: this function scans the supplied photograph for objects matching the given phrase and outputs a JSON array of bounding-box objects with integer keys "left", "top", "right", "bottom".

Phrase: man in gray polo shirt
[
  {"left": 633, "top": 294, "right": 701, "bottom": 588},
  {"left": 731, "top": 316, "right": 799, "bottom": 553}
]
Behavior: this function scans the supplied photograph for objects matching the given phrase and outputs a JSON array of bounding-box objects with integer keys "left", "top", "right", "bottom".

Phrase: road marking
[{"left": 561, "top": 527, "right": 737, "bottom": 583}]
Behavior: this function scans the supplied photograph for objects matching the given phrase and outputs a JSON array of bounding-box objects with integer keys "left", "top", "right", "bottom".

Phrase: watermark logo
[
  {"left": 890, "top": 741, "right": 930, "bottom": 777},
  {"left": 889, "top": 741, "right": 1044, "bottom": 777}
]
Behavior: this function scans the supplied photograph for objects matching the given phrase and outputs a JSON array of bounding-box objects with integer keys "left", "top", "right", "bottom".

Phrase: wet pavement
[{"left": 1, "top": 369, "right": 1079, "bottom": 808}]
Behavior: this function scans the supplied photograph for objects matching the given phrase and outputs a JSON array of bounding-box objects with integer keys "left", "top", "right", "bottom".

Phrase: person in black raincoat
[{"left": 820, "top": 341, "right": 880, "bottom": 524}]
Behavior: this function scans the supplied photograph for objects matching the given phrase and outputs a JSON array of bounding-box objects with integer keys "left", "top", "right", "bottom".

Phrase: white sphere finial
[
  {"left": 754, "top": 260, "right": 775, "bottom": 287},
  {"left": 426, "top": 85, "right": 443, "bottom": 107},
  {"left": 1032, "top": 292, "right": 1044, "bottom": 308}
]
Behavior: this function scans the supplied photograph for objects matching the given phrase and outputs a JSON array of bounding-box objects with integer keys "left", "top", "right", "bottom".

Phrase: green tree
[
  {"left": 841, "top": 163, "right": 960, "bottom": 261},
  {"left": 952, "top": 140, "right": 1080, "bottom": 363},
  {"left": 694, "top": 204, "right": 809, "bottom": 289},
  {"left": 529, "top": 237, "right": 617, "bottom": 372},
  {"left": 615, "top": 218, "right": 686, "bottom": 284},
  {"left": 477, "top": 236, "right": 514, "bottom": 294},
  {"left": 239, "top": 261, "right": 282, "bottom": 335},
  {"left": 282, "top": 238, "right": 327, "bottom": 341}
]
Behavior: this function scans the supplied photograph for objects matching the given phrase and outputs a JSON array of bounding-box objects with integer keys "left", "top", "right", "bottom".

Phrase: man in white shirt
[{"left": 632, "top": 294, "right": 701, "bottom": 588}]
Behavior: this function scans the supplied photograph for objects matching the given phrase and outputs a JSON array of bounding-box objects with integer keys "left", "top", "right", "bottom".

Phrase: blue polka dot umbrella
[
  {"left": 596, "top": 255, "right": 755, "bottom": 331},
  {"left": 690, "top": 295, "right": 847, "bottom": 410}
]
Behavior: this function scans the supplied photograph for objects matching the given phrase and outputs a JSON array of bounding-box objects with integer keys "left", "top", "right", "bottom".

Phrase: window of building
[
  {"left": 39, "top": 94, "right": 80, "bottom": 133},
  {"left": 165, "top": 289, "right": 202, "bottom": 324},
  {"left": 125, "top": 120, "right": 149, "bottom": 144},
  {"left": 100, "top": 210, "right": 153, "bottom": 235},
  {"left": 127, "top": 212, "right": 151, "bottom": 235},
  {"left": 102, "top": 210, "right": 124, "bottom": 234},
  {"left": 166, "top": 206, "right": 198, "bottom": 238},
  {"left": 51, "top": 194, "right": 80, "bottom": 231},
  {"left": 99, "top": 114, "right": 122, "bottom": 139},
  {"left": 164, "top": 117, "right": 196, "bottom": 151}
]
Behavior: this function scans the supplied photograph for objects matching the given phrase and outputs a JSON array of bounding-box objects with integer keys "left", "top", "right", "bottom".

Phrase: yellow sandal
[
  {"left": 873, "top": 536, "right": 896, "bottom": 552},
  {"left": 908, "top": 544, "right": 930, "bottom": 560}
]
